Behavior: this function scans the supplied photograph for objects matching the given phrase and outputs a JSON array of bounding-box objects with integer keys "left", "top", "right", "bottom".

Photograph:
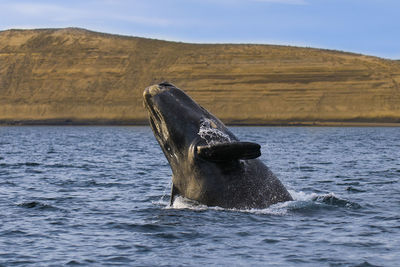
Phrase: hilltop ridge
[{"left": 1, "top": 28, "right": 400, "bottom": 125}]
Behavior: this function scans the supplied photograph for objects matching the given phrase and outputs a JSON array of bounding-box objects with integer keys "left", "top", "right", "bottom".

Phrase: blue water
[{"left": 0, "top": 126, "right": 399, "bottom": 266}]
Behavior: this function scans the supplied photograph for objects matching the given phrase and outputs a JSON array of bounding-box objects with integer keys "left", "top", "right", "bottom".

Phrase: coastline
[
  {"left": 2, "top": 29, "right": 400, "bottom": 127},
  {"left": 1, "top": 119, "right": 399, "bottom": 127}
]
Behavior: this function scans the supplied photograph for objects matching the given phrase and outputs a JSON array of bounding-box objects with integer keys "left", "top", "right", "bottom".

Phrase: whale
[{"left": 143, "top": 82, "right": 293, "bottom": 209}]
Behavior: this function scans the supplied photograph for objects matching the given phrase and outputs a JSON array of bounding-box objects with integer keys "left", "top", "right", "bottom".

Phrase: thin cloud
[
  {"left": 189, "top": 0, "right": 307, "bottom": 7},
  {"left": 5, "top": 3, "right": 78, "bottom": 16},
  {"left": 251, "top": 0, "right": 307, "bottom": 4},
  {"left": 106, "top": 14, "right": 173, "bottom": 27},
  {"left": 0, "top": 2, "right": 87, "bottom": 22},
  {"left": 0, "top": 1, "right": 175, "bottom": 28}
]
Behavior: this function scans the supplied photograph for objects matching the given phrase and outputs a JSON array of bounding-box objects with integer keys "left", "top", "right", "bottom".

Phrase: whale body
[{"left": 143, "top": 82, "right": 292, "bottom": 209}]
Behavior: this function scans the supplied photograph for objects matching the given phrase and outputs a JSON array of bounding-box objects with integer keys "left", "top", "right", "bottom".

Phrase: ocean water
[{"left": 0, "top": 126, "right": 399, "bottom": 266}]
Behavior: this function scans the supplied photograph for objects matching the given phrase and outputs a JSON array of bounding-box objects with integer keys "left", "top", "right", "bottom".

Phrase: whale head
[{"left": 143, "top": 82, "right": 238, "bottom": 164}]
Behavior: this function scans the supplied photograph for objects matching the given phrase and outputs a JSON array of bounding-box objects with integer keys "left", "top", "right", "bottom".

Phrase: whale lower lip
[
  {"left": 143, "top": 90, "right": 154, "bottom": 109},
  {"left": 143, "top": 92, "right": 160, "bottom": 122},
  {"left": 149, "top": 116, "right": 158, "bottom": 135}
]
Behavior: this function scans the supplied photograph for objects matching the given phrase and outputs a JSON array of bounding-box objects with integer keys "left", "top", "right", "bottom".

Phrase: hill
[{"left": 1, "top": 28, "right": 400, "bottom": 125}]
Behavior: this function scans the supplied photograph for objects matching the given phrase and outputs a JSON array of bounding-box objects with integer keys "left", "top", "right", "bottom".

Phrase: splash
[
  {"left": 312, "top": 192, "right": 361, "bottom": 209},
  {"left": 167, "top": 196, "right": 211, "bottom": 210},
  {"left": 160, "top": 190, "right": 361, "bottom": 214},
  {"left": 198, "top": 118, "right": 231, "bottom": 145}
]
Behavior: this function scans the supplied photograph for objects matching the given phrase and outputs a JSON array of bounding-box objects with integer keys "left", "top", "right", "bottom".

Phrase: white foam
[
  {"left": 162, "top": 195, "right": 292, "bottom": 215},
  {"left": 160, "top": 190, "right": 337, "bottom": 215},
  {"left": 289, "top": 190, "right": 318, "bottom": 201},
  {"left": 166, "top": 196, "right": 210, "bottom": 210}
]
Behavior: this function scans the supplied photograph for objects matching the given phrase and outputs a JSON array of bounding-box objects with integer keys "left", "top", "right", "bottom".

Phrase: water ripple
[
  {"left": 0, "top": 126, "right": 399, "bottom": 266},
  {"left": 16, "top": 201, "right": 67, "bottom": 212}
]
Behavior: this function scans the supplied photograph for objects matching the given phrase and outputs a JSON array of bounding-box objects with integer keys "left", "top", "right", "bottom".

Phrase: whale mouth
[
  {"left": 143, "top": 83, "right": 178, "bottom": 143},
  {"left": 144, "top": 100, "right": 164, "bottom": 140},
  {"left": 143, "top": 84, "right": 165, "bottom": 121},
  {"left": 143, "top": 89, "right": 161, "bottom": 138}
]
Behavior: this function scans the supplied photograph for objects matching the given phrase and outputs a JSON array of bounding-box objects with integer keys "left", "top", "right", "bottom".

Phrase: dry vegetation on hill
[{"left": 1, "top": 28, "right": 400, "bottom": 125}]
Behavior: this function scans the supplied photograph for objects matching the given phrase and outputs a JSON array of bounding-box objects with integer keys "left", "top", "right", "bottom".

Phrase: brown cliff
[{"left": 1, "top": 28, "right": 400, "bottom": 125}]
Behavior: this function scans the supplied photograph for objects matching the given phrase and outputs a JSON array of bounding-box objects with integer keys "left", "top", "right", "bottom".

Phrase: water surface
[{"left": 0, "top": 126, "right": 399, "bottom": 266}]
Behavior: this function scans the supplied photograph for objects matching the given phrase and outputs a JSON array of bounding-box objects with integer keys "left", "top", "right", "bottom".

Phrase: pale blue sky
[{"left": 0, "top": 0, "right": 399, "bottom": 59}]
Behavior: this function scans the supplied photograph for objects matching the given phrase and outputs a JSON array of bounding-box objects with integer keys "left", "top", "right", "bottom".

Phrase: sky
[{"left": 0, "top": 0, "right": 399, "bottom": 59}]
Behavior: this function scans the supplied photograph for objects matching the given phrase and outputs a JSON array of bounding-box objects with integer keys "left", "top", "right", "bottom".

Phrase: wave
[
  {"left": 0, "top": 162, "right": 41, "bottom": 168},
  {"left": 16, "top": 201, "right": 66, "bottom": 212},
  {"left": 311, "top": 192, "right": 362, "bottom": 209}
]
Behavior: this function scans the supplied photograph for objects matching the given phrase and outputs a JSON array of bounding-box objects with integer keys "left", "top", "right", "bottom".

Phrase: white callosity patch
[{"left": 198, "top": 118, "right": 231, "bottom": 145}]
